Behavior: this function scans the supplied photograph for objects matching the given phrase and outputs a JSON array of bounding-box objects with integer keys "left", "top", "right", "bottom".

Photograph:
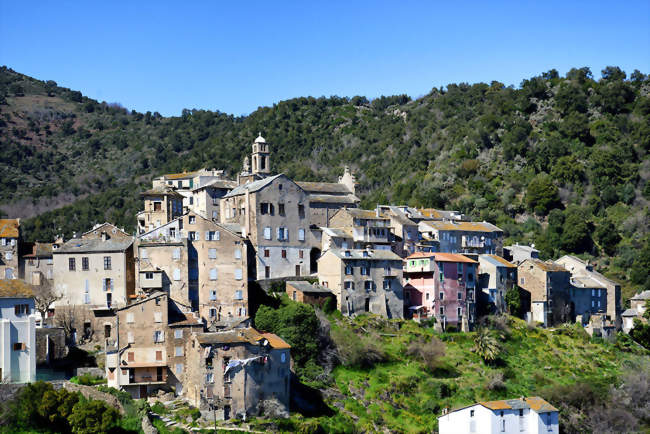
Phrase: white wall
[
  {"left": 0, "top": 298, "right": 36, "bottom": 383},
  {"left": 438, "top": 405, "right": 558, "bottom": 434}
]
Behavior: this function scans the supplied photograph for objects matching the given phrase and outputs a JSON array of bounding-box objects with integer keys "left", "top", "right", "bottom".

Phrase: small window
[
  {"left": 82, "top": 257, "right": 89, "bottom": 271},
  {"left": 176, "top": 363, "right": 183, "bottom": 374},
  {"left": 234, "top": 290, "right": 243, "bottom": 300},
  {"left": 172, "top": 248, "right": 181, "bottom": 259},
  {"left": 298, "top": 228, "right": 305, "bottom": 241},
  {"left": 175, "top": 346, "right": 183, "bottom": 357},
  {"left": 208, "top": 248, "right": 217, "bottom": 259},
  {"left": 383, "top": 279, "right": 391, "bottom": 290},
  {"left": 210, "top": 290, "right": 217, "bottom": 301},
  {"left": 209, "top": 268, "right": 217, "bottom": 280},
  {"left": 282, "top": 249, "right": 287, "bottom": 259},
  {"left": 470, "top": 409, "right": 475, "bottom": 417},
  {"left": 264, "top": 249, "right": 270, "bottom": 258},
  {"left": 127, "top": 332, "right": 134, "bottom": 343},
  {"left": 458, "top": 292, "right": 462, "bottom": 300},
  {"left": 126, "top": 313, "right": 134, "bottom": 323},
  {"left": 235, "top": 269, "right": 243, "bottom": 280},
  {"left": 261, "top": 203, "right": 269, "bottom": 215},
  {"left": 140, "top": 248, "right": 148, "bottom": 259},
  {"left": 173, "top": 268, "right": 181, "bottom": 281},
  {"left": 189, "top": 231, "right": 196, "bottom": 240},
  {"left": 154, "top": 331, "right": 164, "bottom": 343},
  {"left": 234, "top": 249, "right": 241, "bottom": 259},
  {"left": 264, "top": 227, "right": 272, "bottom": 240},
  {"left": 156, "top": 350, "right": 163, "bottom": 361},
  {"left": 13, "top": 342, "right": 25, "bottom": 351},
  {"left": 128, "top": 352, "right": 135, "bottom": 362},
  {"left": 299, "top": 250, "right": 304, "bottom": 259},
  {"left": 364, "top": 281, "right": 373, "bottom": 291},
  {"left": 189, "top": 216, "right": 196, "bottom": 224},
  {"left": 345, "top": 265, "right": 353, "bottom": 275},
  {"left": 154, "top": 312, "right": 162, "bottom": 322},
  {"left": 104, "top": 256, "right": 111, "bottom": 270},
  {"left": 175, "top": 329, "right": 183, "bottom": 339},
  {"left": 279, "top": 203, "right": 285, "bottom": 216},
  {"left": 69, "top": 258, "right": 76, "bottom": 271},
  {"left": 298, "top": 204, "right": 305, "bottom": 218},
  {"left": 145, "top": 272, "right": 154, "bottom": 280},
  {"left": 439, "top": 292, "right": 444, "bottom": 300},
  {"left": 209, "top": 308, "right": 217, "bottom": 318}
]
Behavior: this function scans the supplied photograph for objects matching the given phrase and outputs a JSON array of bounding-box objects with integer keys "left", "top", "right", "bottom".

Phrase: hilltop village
[{"left": 0, "top": 134, "right": 646, "bottom": 429}]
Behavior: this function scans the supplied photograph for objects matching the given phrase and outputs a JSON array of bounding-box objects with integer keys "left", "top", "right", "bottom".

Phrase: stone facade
[
  {"left": 137, "top": 187, "right": 184, "bottom": 235},
  {"left": 183, "top": 328, "right": 290, "bottom": 420},
  {"left": 285, "top": 280, "right": 334, "bottom": 308},
  {"left": 35, "top": 327, "right": 67, "bottom": 364},
  {"left": 517, "top": 259, "right": 571, "bottom": 326},
  {"left": 477, "top": 254, "right": 517, "bottom": 314},
  {"left": 328, "top": 208, "right": 393, "bottom": 250},
  {"left": 419, "top": 220, "right": 503, "bottom": 256},
  {"left": 317, "top": 248, "right": 404, "bottom": 318}
]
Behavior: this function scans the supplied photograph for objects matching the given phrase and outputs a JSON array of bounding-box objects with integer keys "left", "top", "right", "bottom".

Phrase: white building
[
  {"left": 438, "top": 397, "right": 559, "bottom": 434},
  {"left": 0, "top": 280, "right": 37, "bottom": 383}
]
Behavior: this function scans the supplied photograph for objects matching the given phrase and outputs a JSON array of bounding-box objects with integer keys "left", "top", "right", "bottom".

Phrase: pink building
[{"left": 404, "top": 252, "right": 477, "bottom": 330}]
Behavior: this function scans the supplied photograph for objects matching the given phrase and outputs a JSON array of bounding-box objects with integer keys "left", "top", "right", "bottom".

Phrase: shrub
[
  {"left": 330, "top": 327, "right": 388, "bottom": 368},
  {"left": 473, "top": 328, "right": 501, "bottom": 363},
  {"left": 405, "top": 336, "right": 446, "bottom": 373},
  {"left": 70, "top": 373, "right": 106, "bottom": 386}
]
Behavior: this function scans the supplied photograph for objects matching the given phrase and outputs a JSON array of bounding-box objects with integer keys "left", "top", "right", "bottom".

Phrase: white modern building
[
  {"left": 438, "top": 397, "right": 559, "bottom": 434},
  {"left": 0, "top": 280, "right": 37, "bottom": 383}
]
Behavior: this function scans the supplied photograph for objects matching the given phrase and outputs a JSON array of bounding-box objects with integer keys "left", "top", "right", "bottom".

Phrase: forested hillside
[{"left": 1, "top": 65, "right": 648, "bottom": 299}]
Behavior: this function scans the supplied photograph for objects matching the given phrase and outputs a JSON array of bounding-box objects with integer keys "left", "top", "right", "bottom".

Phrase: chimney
[{"left": 376, "top": 206, "right": 380, "bottom": 218}]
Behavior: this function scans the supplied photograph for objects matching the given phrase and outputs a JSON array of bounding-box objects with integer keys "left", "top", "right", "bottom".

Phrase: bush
[
  {"left": 405, "top": 336, "right": 446, "bottom": 373},
  {"left": 70, "top": 373, "right": 106, "bottom": 385},
  {"left": 473, "top": 328, "right": 501, "bottom": 363},
  {"left": 330, "top": 327, "right": 388, "bottom": 368}
]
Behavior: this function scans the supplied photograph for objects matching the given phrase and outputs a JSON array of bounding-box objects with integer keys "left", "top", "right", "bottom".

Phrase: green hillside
[{"left": 1, "top": 65, "right": 649, "bottom": 300}]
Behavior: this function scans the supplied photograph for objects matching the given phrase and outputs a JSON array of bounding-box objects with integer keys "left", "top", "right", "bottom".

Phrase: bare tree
[{"left": 30, "top": 280, "right": 62, "bottom": 326}]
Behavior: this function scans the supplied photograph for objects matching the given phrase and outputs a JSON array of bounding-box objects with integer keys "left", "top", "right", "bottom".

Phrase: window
[
  {"left": 278, "top": 227, "right": 288, "bottom": 241},
  {"left": 69, "top": 258, "right": 76, "bottom": 271},
  {"left": 470, "top": 409, "right": 475, "bottom": 417},
  {"left": 295, "top": 265, "right": 301, "bottom": 276},
  {"left": 172, "top": 248, "right": 181, "bottom": 259},
  {"left": 175, "top": 346, "right": 183, "bottom": 357},
  {"left": 265, "top": 266, "right": 270, "bottom": 278},
  {"left": 298, "top": 204, "right": 305, "bottom": 218},
  {"left": 457, "top": 263, "right": 463, "bottom": 274},
  {"left": 364, "top": 281, "right": 373, "bottom": 291},
  {"left": 126, "top": 313, "right": 134, "bottom": 323},
  {"left": 210, "top": 308, "right": 217, "bottom": 318},
  {"left": 14, "top": 304, "right": 30, "bottom": 315},
  {"left": 127, "top": 352, "right": 134, "bottom": 362},
  {"left": 12, "top": 342, "right": 25, "bottom": 351},
  {"left": 173, "top": 268, "right": 181, "bottom": 281},
  {"left": 189, "top": 197, "right": 194, "bottom": 205},
  {"left": 234, "top": 268, "right": 243, "bottom": 280},
  {"left": 127, "top": 332, "right": 134, "bottom": 343},
  {"left": 175, "top": 329, "right": 183, "bottom": 339},
  {"left": 458, "top": 307, "right": 462, "bottom": 317},
  {"left": 383, "top": 279, "right": 391, "bottom": 290},
  {"left": 361, "top": 266, "right": 369, "bottom": 275},
  {"left": 264, "top": 227, "right": 272, "bottom": 240},
  {"left": 299, "top": 250, "right": 303, "bottom": 259},
  {"left": 208, "top": 290, "right": 218, "bottom": 301},
  {"left": 458, "top": 292, "right": 462, "bottom": 300},
  {"left": 154, "top": 312, "right": 162, "bottom": 322},
  {"left": 145, "top": 272, "right": 154, "bottom": 280},
  {"left": 345, "top": 265, "right": 353, "bottom": 275},
  {"left": 175, "top": 364, "right": 183, "bottom": 374},
  {"left": 282, "top": 249, "right": 287, "bottom": 259},
  {"left": 235, "top": 249, "right": 241, "bottom": 259},
  {"left": 501, "top": 419, "right": 506, "bottom": 432},
  {"left": 520, "top": 277, "right": 525, "bottom": 285},
  {"left": 156, "top": 350, "right": 163, "bottom": 361},
  {"left": 279, "top": 203, "right": 285, "bottom": 216},
  {"left": 345, "top": 250, "right": 351, "bottom": 257},
  {"left": 154, "top": 331, "right": 164, "bottom": 343},
  {"left": 169, "top": 227, "right": 176, "bottom": 238},
  {"left": 264, "top": 249, "right": 270, "bottom": 257},
  {"left": 104, "top": 256, "right": 111, "bottom": 270},
  {"left": 298, "top": 228, "right": 305, "bottom": 241},
  {"left": 439, "top": 292, "right": 444, "bottom": 300},
  {"left": 426, "top": 293, "right": 430, "bottom": 300},
  {"left": 206, "top": 373, "right": 214, "bottom": 383},
  {"left": 260, "top": 203, "right": 269, "bottom": 215},
  {"left": 208, "top": 248, "right": 217, "bottom": 259},
  {"left": 209, "top": 268, "right": 217, "bottom": 281},
  {"left": 234, "top": 290, "right": 243, "bottom": 300},
  {"left": 344, "top": 281, "right": 354, "bottom": 290},
  {"left": 189, "top": 231, "right": 196, "bottom": 240},
  {"left": 189, "top": 216, "right": 196, "bottom": 224},
  {"left": 82, "top": 257, "right": 89, "bottom": 271}
]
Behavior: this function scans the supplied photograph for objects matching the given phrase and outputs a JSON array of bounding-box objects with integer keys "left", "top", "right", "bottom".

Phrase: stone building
[
  {"left": 517, "top": 259, "right": 571, "bottom": 327},
  {"left": 418, "top": 220, "right": 503, "bottom": 256},
  {"left": 285, "top": 280, "right": 334, "bottom": 308},
  {"left": 184, "top": 328, "right": 291, "bottom": 420},
  {"left": 189, "top": 179, "right": 238, "bottom": 221},
  {"left": 503, "top": 244, "right": 539, "bottom": 264},
  {"left": 52, "top": 223, "right": 135, "bottom": 342},
  {"left": 152, "top": 168, "right": 229, "bottom": 210},
  {"left": 106, "top": 291, "right": 203, "bottom": 398},
  {"left": 555, "top": 255, "right": 621, "bottom": 328},
  {"left": 21, "top": 240, "right": 62, "bottom": 285},
  {"left": 317, "top": 248, "right": 404, "bottom": 318},
  {"left": 376, "top": 205, "right": 419, "bottom": 257},
  {"left": 137, "top": 186, "right": 184, "bottom": 235},
  {"left": 403, "top": 252, "right": 478, "bottom": 330},
  {"left": 221, "top": 174, "right": 313, "bottom": 279},
  {"left": 328, "top": 208, "right": 394, "bottom": 251},
  {"left": 0, "top": 219, "right": 20, "bottom": 280},
  {"left": 622, "top": 290, "right": 649, "bottom": 333},
  {"left": 179, "top": 212, "right": 249, "bottom": 326},
  {"left": 0, "top": 279, "right": 36, "bottom": 383},
  {"left": 477, "top": 254, "right": 517, "bottom": 314}
]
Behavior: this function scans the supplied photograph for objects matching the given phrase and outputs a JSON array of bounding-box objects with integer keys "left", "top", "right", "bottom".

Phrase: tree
[
  {"left": 505, "top": 286, "right": 522, "bottom": 316},
  {"left": 526, "top": 173, "right": 561, "bottom": 215},
  {"left": 473, "top": 328, "right": 500, "bottom": 363},
  {"left": 629, "top": 319, "right": 650, "bottom": 350},
  {"left": 31, "top": 280, "right": 62, "bottom": 324},
  {"left": 595, "top": 220, "right": 621, "bottom": 256},
  {"left": 67, "top": 399, "right": 119, "bottom": 434},
  {"left": 561, "top": 206, "right": 592, "bottom": 253}
]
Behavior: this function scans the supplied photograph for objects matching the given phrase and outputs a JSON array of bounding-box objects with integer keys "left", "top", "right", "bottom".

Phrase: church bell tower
[{"left": 251, "top": 133, "right": 270, "bottom": 176}]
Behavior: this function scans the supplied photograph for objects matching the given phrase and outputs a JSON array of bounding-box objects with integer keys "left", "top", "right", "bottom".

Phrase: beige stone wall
[
  {"left": 137, "top": 240, "right": 190, "bottom": 305},
  {"left": 23, "top": 258, "right": 53, "bottom": 283},
  {"left": 0, "top": 237, "right": 19, "bottom": 279},
  {"left": 517, "top": 261, "right": 548, "bottom": 303}
]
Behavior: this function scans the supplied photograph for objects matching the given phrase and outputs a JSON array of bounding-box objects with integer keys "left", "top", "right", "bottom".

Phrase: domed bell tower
[{"left": 251, "top": 133, "right": 270, "bottom": 176}]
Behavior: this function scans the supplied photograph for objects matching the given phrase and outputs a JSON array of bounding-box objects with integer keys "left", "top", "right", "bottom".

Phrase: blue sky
[{"left": 1, "top": 1, "right": 648, "bottom": 116}]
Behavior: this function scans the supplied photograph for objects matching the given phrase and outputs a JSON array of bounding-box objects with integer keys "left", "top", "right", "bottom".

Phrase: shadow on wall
[{"left": 289, "top": 373, "right": 335, "bottom": 417}]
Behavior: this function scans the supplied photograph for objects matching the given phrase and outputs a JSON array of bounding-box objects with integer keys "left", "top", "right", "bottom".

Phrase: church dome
[{"left": 254, "top": 133, "right": 266, "bottom": 144}]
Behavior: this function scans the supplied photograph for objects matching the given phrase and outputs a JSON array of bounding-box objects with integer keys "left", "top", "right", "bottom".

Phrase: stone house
[
  {"left": 180, "top": 212, "right": 249, "bottom": 326},
  {"left": 52, "top": 223, "right": 135, "bottom": 342},
  {"left": 403, "top": 252, "right": 478, "bottom": 330},
  {"left": 438, "top": 396, "right": 558, "bottom": 434},
  {"left": 622, "top": 290, "right": 649, "bottom": 333},
  {"left": 137, "top": 186, "right": 184, "bottom": 235},
  {"left": 152, "top": 168, "right": 228, "bottom": 210},
  {"left": 21, "top": 241, "right": 59, "bottom": 285},
  {"left": 106, "top": 291, "right": 203, "bottom": 398},
  {"left": 189, "top": 179, "right": 238, "bottom": 221},
  {"left": 184, "top": 328, "right": 291, "bottom": 420},
  {"left": 320, "top": 227, "right": 354, "bottom": 252},
  {"left": 418, "top": 220, "right": 503, "bottom": 256},
  {"left": 555, "top": 255, "right": 621, "bottom": 328},
  {"left": 517, "top": 259, "right": 571, "bottom": 327},
  {"left": 477, "top": 254, "right": 517, "bottom": 314},
  {"left": 221, "top": 174, "right": 313, "bottom": 279},
  {"left": 285, "top": 280, "right": 334, "bottom": 308},
  {"left": 0, "top": 219, "right": 20, "bottom": 280},
  {"left": 328, "top": 208, "right": 394, "bottom": 251},
  {"left": 317, "top": 248, "right": 404, "bottom": 318},
  {"left": 0, "top": 279, "right": 36, "bottom": 383},
  {"left": 376, "top": 205, "right": 419, "bottom": 257}
]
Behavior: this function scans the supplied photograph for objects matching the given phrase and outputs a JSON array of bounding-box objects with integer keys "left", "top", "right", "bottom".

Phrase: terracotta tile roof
[
  {"left": 524, "top": 397, "right": 559, "bottom": 413},
  {"left": 480, "top": 396, "right": 557, "bottom": 413},
  {"left": 296, "top": 181, "right": 352, "bottom": 195},
  {"left": 140, "top": 186, "right": 184, "bottom": 198},
  {"left": 163, "top": 170, "right": 199, "bottom": 180},
  {"left": 23, "top": 242, "right": 54, "bottom": 258},
  {"left": 523, "top": 259, "right": 567, "bottom": 273},
  {"left": 0, "top": 219, "right": 19, "bottom": 238},
  {"left": 0, "top": 279, "right": 33, "bottom": 298},
  {"left": 406, "top": 252, "right": 437, "bottom": 259},
  {"left": 435, "top": 252, "right": 477, "bottom": 263},
  {"left": 261, "top": 333, "right": 291, "bottom": 349},
  {"left": 340, "top": 208, "right": 389, "bottom": 220}
]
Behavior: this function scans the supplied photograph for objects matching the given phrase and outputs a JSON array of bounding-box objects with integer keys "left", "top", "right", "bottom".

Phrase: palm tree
[{"left": 473, "top": 328, "right": 500, "bottom": 363}]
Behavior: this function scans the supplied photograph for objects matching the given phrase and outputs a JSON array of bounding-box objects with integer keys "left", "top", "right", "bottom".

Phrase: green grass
[{"left": 260, "top": 314, "right": 648, "bottom": 433}]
